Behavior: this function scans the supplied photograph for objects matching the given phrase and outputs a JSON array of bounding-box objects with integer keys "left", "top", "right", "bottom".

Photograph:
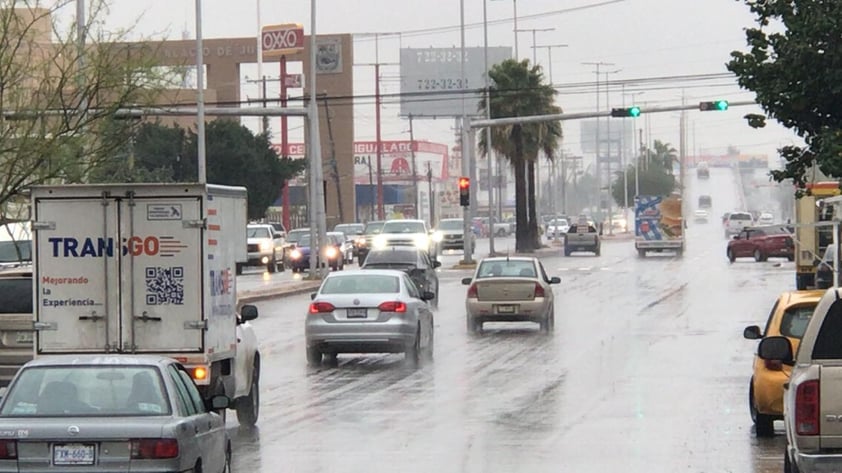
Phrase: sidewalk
[{"left": 237, "top": 278, "right": 322, "bottom": 304}]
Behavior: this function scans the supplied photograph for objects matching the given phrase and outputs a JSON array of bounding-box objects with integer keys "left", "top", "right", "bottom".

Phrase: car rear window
[
  {"left": 363, "top": 249, "right": 417, "bottom": 265},
  {"left": 320, "top": 275, "right": 400, "bottom": 294},
  {"left": 730, "top": 213, "right": 752, "bottom": 221},
  {"left": 477, "top": 260, "right": 537, "bottom": 278},
  {"left": 812, "top": 299, "right": 842, "bottom": 359},
  {"left": 780, "top": 304, "right": 816, "bottom": 339},
  {"left": 0, "top": 277, "right": 32, "bottom": 313}
]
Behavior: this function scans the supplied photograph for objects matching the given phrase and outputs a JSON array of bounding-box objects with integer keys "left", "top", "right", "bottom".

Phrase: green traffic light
[
  {"left": 629, "top": 106, "right": 641, "bottom": 117},
  {"left": 715, "top": 100, "right": 729, "bottom": 111}
]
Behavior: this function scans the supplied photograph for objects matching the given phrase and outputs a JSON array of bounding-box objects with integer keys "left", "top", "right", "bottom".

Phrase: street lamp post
[
  {"left": 603, "top": 68, "right": 621, "bottom": 235},
  {"left": 581, "top": 61, "right": 614, "bottom": 223},
  {"left": 483, "top": 0, "right": 496, "bottom": 255},
  {"left": 307, "top": 0, "right": 326, "bottom": 277},
  {"left": 195, "top": 0, "right": 206, "bottom": 184}
]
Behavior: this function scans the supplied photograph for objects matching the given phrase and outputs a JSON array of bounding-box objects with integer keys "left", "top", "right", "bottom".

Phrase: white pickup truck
[
  {"left": 759, "top": 287, "right": 842, "bottom": 472},
  {"left": 29, "top": 183, "right": 261, "bottom": 426}
]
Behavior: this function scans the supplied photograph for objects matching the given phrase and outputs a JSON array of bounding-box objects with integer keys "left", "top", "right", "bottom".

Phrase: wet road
[{"left": 228, "top": 166, "right": 792, "bottom": 473}]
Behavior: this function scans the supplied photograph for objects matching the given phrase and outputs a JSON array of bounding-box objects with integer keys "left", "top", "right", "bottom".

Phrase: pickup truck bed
[{"left": 564, "top": 224, "right": 600, "bottom": 256}]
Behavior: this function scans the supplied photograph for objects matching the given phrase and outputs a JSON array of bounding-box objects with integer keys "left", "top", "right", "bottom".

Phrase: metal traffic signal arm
[{"left": 469, "top": 100, "right": 755, "bottom": 128}]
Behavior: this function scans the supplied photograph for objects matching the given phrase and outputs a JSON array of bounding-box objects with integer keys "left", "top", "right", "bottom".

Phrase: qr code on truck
[{"left": 145, "top": 267, "right": 184, "bottom": 305}]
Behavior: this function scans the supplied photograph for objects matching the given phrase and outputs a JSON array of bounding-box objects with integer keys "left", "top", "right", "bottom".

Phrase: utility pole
[
  {"left": 375, "top": 62, "right": 384, "bottom": 219},
  {"left": 582, "top": 61, "right": 614, "bottom": 222},
  {"left": 409, "top": 114, "right": 419, "bottom": 217},
  {"left": 195, "top": 0, "right": 206, "bottom": 184},
  {"left": 323, "top": 97, "right": 343, "bottom": 223},
  {"left": 680, "top": 90, "right": 687, "bottom": 223},
  {"left": 427, "top": 162, "right": 434, "bottom": 225},
  {"left": 280, "top": 55, "right": 291, "bottom": 232},
  {"left": 459, "top": 0, "right": 473, "bottom": 263},
  {"left": 604, "top": 68, "right": 621, "bottom": 235},
  {"left": 367, "top": 157, "right": 374, "bottom": 221},
  {"left": 484, "top": 0, "right": 496, "bottom": 255}
]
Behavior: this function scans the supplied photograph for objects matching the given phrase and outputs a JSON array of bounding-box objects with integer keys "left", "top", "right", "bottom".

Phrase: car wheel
[
  {"left": 306, "top": 346, "right": 322, "bottom": 366},
  {"left": 753, "top": 249, "right": 764, "bottom": 263},
  {"left": 784, "top": 447, "right": 800, "bottom": 473},
  {"left": 496, "top": 228, "right": 506, "bottom": 237},
  {"left": 787, "top": 255, "right": 794, "bottom": 262},
  {"left": 277, "top": 257, "right": 285, "bottom": 272},
  {"left": 595, "top": 247, "right": 601, "bottom": 257},
  {"left": 267, "top": 258, "right": 277, "bottom": 273},
  {"left": 235, "top": 263, "right": 244, "bottom": 275},
  {"left": 749, "top": 381, "right": 775, "bottom": 437},
  {"left": 424, "top": 324, "right": 434, "bottom": 361},
  {"left": 405, "top": 327, "right": 421, "bottom": 367},
  {"left": 235, "top": 356, "right": 260, "bottom": 427},
  {"left": 466, "top": 316, "right": 481, "bottom": 334},
  {"left": 727, "top": 249, "right": 736, "bottom": 263},
  {"left": 564, "top": 248, "right": 570, "bottom": 257}
]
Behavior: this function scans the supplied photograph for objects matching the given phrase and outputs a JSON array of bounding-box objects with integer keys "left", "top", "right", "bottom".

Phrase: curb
[{"left": 237, "top": 280, "right": 322, "bottom": 304}]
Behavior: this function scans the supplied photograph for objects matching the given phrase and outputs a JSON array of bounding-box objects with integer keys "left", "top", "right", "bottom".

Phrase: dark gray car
[
  {"left": 0, "top": 355, "right": 231, "bottom": 472},
  {"left": 361, "top": 246, "right": 440, "bottom": 308}
]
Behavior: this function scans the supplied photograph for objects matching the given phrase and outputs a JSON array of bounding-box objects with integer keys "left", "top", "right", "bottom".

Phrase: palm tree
[{"left": 478, "top": 59, "right": 562, "bottom": 252}]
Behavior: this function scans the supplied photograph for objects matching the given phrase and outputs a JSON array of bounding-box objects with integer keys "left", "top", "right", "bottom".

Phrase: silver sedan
[
  {"left": 0, "top": 355, "right": 230, "bottom": 473},
  {"left": 305, "top": 269, "right": 435, "bottom": 366},
  {"left": 462, "top": 256, "right": 560, "bottom": 334}
]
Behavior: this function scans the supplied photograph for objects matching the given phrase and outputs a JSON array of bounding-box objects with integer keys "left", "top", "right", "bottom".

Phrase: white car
[
  {"left": 757, "top": 212, "right": 775, "bottom": 226},
  {"left": 372, "top": 219, "right": 437, "bottom": 259},
  {"left": 724, "top": 211, "right": 754, "bottom": 237},
  {"left": 546, "top": 218, "right": 570, "bottom": 239},
  {"left": 694, "top": 209, "right": 710, "bottom": 223}
]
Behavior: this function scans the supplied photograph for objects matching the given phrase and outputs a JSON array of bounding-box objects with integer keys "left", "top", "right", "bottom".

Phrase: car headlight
[
  {"left": 356, "top": 237, "right": 366, "bottom": 246},
  {"left": 259, "top": 241, "right": 272, "bottom": 251},
  {"left": 414, "top": 235, "right": 429, "bottom": 249},
  {"left": 431, "top": 231, "right": 443, "bottom": 242},
  {"left": 290, "top": 249, "right": 302, "bottom": 260},
  {"left": 373, "top": 235, "right": 387, "bottom": 249},
  {"left": 325, "top": 247, "right": 338, "bottom": 258}
]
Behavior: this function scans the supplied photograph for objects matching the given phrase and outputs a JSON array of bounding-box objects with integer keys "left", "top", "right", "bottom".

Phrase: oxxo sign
[{"left": 261, "top": 24, "right": 305, "bottom": 57}]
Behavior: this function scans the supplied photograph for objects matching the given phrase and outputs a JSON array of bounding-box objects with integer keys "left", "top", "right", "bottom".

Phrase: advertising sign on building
[{"left": 261, "top": 24, "right": 305, "bottom": 57}]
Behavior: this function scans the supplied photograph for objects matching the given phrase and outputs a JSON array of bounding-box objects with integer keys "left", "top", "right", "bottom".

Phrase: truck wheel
[
  {"left": 236, "top": 357, "right": 260, "bottom": 427},
  {"left": 638, "top": 248, "right": 646, "bottom": 258},
  {"left": 306, "top": 346, "right": 322, "bottom": 366},
  {"left": 267, "top": 258, "right": 277, "bottom": 273}
]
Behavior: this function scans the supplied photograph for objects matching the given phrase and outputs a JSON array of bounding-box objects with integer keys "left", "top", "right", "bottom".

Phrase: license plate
[
  {"left": 347, "top": 308, "right": 368, "bottom": 319},
  {"left": 496, "top": 305, "right": 516, "bottom": 314},
  {"left": 15, "top": 332, "right": 33, "bottom": 344},
  {"left": 53, "top": 444, "right": 95, "bottom": 466}
]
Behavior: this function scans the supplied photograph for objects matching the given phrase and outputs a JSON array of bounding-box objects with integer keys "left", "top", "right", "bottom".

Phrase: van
[
  {"left": 0, "top": 266, "right": 33, "bottom": 386},
  {"left": 725, "top": 212, "right": 754, "bottom": 237}
]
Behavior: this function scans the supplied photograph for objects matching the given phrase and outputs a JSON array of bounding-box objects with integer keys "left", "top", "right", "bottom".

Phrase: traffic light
[
  {"left": 699, "top": 100, "right": 729, "bottom": 111},
  {"left": 610, "top": 106, "right": 641, "bottom": 118},
  {"left": 458, "top": 177, "right": 470, "bottom": 207}
]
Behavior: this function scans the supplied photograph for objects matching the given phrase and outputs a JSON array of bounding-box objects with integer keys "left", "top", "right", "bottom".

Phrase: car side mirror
[
  {"left": 240, "top": 304, "right": 259, "bottom": 322},
  {"left": 758, "top": 336, "right": 794, "bottom": 364},
  {"left": 433, "top": 260, "right": 442, "bottom": 268},
  {"left": 461, "top": 277, "right": 472, "bottom": 285},
  {"left": 732, "top": 235, "right": 740, "bottom": 240},
  {"left": 207, "top": 395, "right": 231, "bottom": 411},
  {"left": 549, "top": 276, "right": 561, "bottom": 284},
  {"left": 743, "top": 325, "right": 762, "bottom": 340},
  {"left": 310, "top": 292, "right": 317, "bottom": 300},
  {"left": 422, "top": 291, "right": 436, "bottom": 301}
]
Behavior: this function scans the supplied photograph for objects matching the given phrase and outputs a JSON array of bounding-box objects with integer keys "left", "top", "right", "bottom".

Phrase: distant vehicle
[
  {"left": 743, "top": 290, "right": 822, "bottom": 437},
  {"left": 757, "top": 212, "right": 775, "bottom": 226},
  {"left": 289, "top": 233, "right": 345, "bottom": 272},
  {"left": 635, "top": 194, "right": 684, "bottom": 257},
  {"left": 698, "top": 195, "right": 712, "bottom": 208},
  {"left": 333, "top": 223, "right": 365, "bottom": 259},
  {"left": 305, "top": 270, "right": 435, "bottom": 366},
  {"left": 356, "top": 220, "right": 386, "bottom": 265},
  {"left": 0, "top": 355, "right": 231, "bottom": 472},
  {"left": 327, "top": 231, "right": 354, "bottom": 265},
  {"left": 268, "top": 222, "right": 287, "bottom": 238},
  {"left": 0, "top": 221, "right": 31, "bottom": 268},
  {"left": 564, "top": 220, "right": 601, "bottom": 256},
  {"left": 462, "top": 256, "right": 560, "bottom": 334},
  {"left": 724, "top": 211, "right": 755, "bottom": 237},
  {"left": 434, "top": 218, "right": 475, "bottom": 253},
  {"left": 0, "top": 266, "right": 33, "bottom": 386},
  {"left": 546, "top": 218, "right": 570, "bottom": 240},
  {"left": 694, "top": 209, "right": 710, "bottom": 223},
  {"left": 373, "top": 219, "right": 437, "bottom": 259},
  {"left": 243, "top": 223, "right": 285, "bottom": 274},
  {"left": 697, "top": 162, "right": 710, "bottom": 178},
  {"left": 361, "top": 246, "right": 440, "bottom": 307},
  {"left": 727, "top": 226, "right": 794, "bottom": 263}
]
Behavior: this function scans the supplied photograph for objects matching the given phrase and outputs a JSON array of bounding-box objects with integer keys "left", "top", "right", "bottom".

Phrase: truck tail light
[
  {"left": 796, "top": 379, "right": 820, "bottom": 436},
  {"left": 192, "top": 366, "right": 208, "bottom": 381},
  {"left": 378, "top": 301, "right": 407, "bottom": 313},
  {"left": 131, "top": 439, "right": 179, "bottom": 459},
  {"left": 466, "top": 283, "right": 478, "bottom": 299},
  {"left": 309, "top": 302, "right": 335, "bottom": 314},
  {"left": 0, "top": 440, "right": 17, "bottom": 459},
  {"left": 534, "top": 283, "right": 545, "bottom": 298}
]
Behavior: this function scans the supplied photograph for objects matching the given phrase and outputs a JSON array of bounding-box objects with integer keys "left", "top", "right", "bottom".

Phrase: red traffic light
[{"left": 458, "top": 177, "right": 470, "bottom": 189}]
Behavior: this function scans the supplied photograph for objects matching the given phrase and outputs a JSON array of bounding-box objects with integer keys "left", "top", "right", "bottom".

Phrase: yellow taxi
[{"left": 743, "top": 290, "right": 823, "bottom": 437}]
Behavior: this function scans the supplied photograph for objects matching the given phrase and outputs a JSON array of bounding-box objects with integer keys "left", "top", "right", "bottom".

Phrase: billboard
[
  {"left": 261, "top": 24, "right": 305, "bottom": 57},
  {"left": 399, "top": 47, "right": 512, "bottom": 118}
]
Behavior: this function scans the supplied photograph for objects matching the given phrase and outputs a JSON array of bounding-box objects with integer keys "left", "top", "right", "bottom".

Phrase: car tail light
[
  {"left": 0, "top": 440, "right": 17, "bottom": 459},
  {"left": 378, "top": 301, "right": 407, "bottom": 313},
  {"left": 764, "top": 359, "right": 783, "bottom": 371},
  {"left": 796, "top": 379, "right": 820, "bottom": 436},
  {"left": 309, "top": 302, "right": 335, "bottom": 314},
  {"left": 534, "top": 283, "right": 545, "bottom": 298},
  {"left": 131, "top": 439, "right": 179, "bottom": 459},
  {"left": 466, "top": 283, "right": 478, "bottom": 299}
]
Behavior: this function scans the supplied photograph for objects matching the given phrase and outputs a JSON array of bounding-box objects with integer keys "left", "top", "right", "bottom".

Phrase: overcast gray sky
[{"left": 64, "top": 0, "right": 800, "bottom": 168}]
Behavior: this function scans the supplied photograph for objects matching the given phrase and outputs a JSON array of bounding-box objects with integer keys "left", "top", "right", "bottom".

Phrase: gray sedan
[
  {"left": 305, "top": 269, "right": 435, "bottom": 366},
  {"left": 0, "top": 355, "right": 230, "bottom": 472}
]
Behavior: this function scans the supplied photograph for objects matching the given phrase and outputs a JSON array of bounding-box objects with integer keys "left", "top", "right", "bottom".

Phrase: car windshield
[
  {"left": 335, "top": 224, "right": 363, "bottom": 235},
  {"left": 781, "top": 304, "right": 817, "bottom": 339},
  {"left": 550, "top": 219, "right": 568, "bottom": 226},
  {"left": 0, "top": 240, "right": 31, "bottom": 263},
  {"left": 320, "top": 274, "right": 400, "bottom": 294},
  {"left": 327, "top": 234, "right": 344, "bottom": 245},
  {"left": 1, "top": 365, "right": 171, "bottom": 417},
  {"left": 477, "top": 260, "right": 537, "bottom": 278},
  {"left": 0, "top": 276, "right": 32, "bottom": 313},
  {"left": 298, "top": 235, "right": 312, "bottom": 247},
  {"left": 438, "top": 220, "right": 462, "bottom": 230},
  {"left": 382, "top": 221, "right": 426, "bottom": 234},
  {"left": 247, "top": 227, "right": 272, "bottom": 239},
  {"left": 287, "top": 230, "right": 309, "bottom": 243},
  {"left": 364, "top": 222, "right": 385, "bottom": 235}
]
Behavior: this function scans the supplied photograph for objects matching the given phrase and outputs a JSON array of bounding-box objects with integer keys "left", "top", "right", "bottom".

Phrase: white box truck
[{"left": 29, "top": 183, "right": 261, "bottom": 426}]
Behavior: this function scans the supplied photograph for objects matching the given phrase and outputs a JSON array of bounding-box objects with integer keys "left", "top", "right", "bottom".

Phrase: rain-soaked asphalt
[{"left": 228, "top": 166, "right": 794, "bottom": 473}]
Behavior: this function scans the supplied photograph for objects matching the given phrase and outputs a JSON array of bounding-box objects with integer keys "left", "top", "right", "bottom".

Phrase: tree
[
  {"left": 727, "top": 1, "right": 842, "bottom": 191},
  {"left": 478, "top": 59, "right": 562, "bottom": 252},
  {"left": 0, "top": 2, "right": 162, "bottom": 217},
  {"left": 94, "top": 120, "right": 307, "bottom": 219},
  {"left": 610, "top": 140, "right": 677, "bottom": 206}
]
